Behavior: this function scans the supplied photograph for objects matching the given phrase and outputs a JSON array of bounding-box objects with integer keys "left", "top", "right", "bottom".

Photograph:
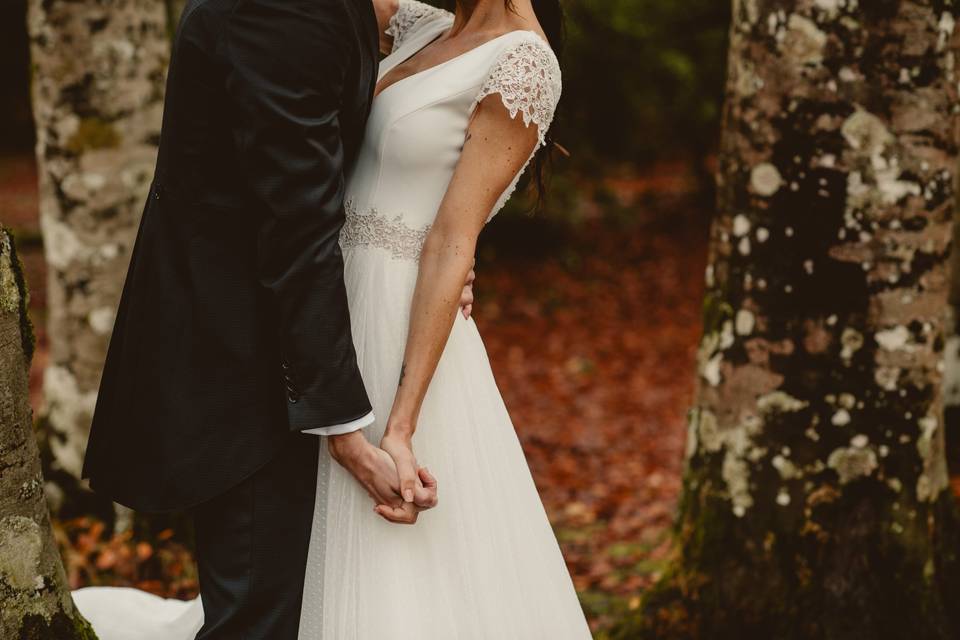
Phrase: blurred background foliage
[
  {"left": 505, "top": 0, "right": 731, "bottom": 224},
  {"left": 559, "top": 0, "right": 728, "bottom": 178}
]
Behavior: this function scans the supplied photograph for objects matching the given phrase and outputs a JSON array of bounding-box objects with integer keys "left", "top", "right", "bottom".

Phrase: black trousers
[{"left": 192, "top": 432, "right": 320, "bottom": 640}]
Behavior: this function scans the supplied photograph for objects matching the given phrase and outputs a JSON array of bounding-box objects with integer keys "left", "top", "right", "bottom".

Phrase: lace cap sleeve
[
  {"left": 470, "top": 34, "right": 562, "bottom": 145},
  {"left": 385, "top": 0, "right": 451, "bottom": 53}
]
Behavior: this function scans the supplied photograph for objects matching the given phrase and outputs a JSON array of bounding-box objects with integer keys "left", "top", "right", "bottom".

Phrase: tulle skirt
[{"left": 298, "top": 247, "right": 591, "bottom": 639}]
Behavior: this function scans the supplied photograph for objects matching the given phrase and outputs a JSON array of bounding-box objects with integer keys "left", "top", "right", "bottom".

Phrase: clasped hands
[
  {"left": 328, "top": 428, "right": 435, "bottom": 524},
  {"left": 327, "top": 265, "right": 475, "bottom": 524}
]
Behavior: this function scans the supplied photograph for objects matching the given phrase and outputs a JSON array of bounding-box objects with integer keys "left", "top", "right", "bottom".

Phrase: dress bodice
[{"left": 341, "top": 0, "right": 562, "bottom": 261}]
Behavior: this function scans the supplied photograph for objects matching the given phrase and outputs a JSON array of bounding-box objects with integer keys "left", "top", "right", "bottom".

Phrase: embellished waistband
[{"left": 339, "top": 200, "right": 432, "bottom": 261}]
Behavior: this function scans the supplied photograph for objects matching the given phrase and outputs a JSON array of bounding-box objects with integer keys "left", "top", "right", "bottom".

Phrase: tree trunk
[
  {"left": 27, "top": 0, "right": 169, "bottom": 514},
  {"left": 0, "top": 228, "right": 96, "bottom": 639},
  {"left": 942, "top": 175, "right": 960, "bottom": 468},
  {"left": 619, "top": 2, "right": 960, "bottom": 639}
]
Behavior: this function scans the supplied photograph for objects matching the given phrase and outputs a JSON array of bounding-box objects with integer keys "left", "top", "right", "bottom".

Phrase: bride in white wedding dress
[{"left": 75, "top": 0, "right": 591, "bottom": 637}]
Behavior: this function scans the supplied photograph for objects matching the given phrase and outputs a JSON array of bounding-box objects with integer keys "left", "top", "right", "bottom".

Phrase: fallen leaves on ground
[
  {"left": 55, "top": 517, "right": 198, "bottom": 598},
  {"left": 474, "top": 209, "right": 707, "bottom": 633}
]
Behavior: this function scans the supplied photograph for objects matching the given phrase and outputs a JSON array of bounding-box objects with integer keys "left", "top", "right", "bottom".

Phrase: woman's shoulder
[
  {"left": 495, "top": 30, "right": 559, "bottom": 67},
  {"left": 387, "top": 0, "right": 454, "bottom": 53}
]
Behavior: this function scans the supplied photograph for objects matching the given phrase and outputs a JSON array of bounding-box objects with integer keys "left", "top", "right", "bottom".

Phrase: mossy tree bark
[
  {"left": 27, "top": 0, "right": 169, "bottom": 515},
  {"left": 0, "top": 229, "right": 96, "bottom": 639},
  {"left": 619, "top": 2, "right": 960, "bottom": 639}
]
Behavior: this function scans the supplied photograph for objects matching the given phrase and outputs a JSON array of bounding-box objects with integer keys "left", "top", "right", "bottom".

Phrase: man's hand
[
  {"left": 329, "top": 431, "right": 438, "bottom": 524},
  {"left": 374, "top": 467, "right": 438, "bottom": 525},
  {"left": 328, "top": 431, "right": 402, "bottom": 507},
  {"left": 460, "top": 262, "right": 476, "bottom": 319}
]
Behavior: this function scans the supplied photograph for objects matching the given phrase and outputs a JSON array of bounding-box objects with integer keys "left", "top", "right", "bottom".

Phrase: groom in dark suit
[{"left": 82, "top": 0, "right": 448, "bottom": 637}]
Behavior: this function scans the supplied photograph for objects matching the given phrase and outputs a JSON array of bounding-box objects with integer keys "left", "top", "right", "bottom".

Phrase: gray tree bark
[
  {"left": 27, "top": 0, "right": 169, "bottom": 513},
  {"left": 0, "top": 228, "right": 96, "bottom": 639},
  {"left": 618, "top": 2, "right": 960, "bottom": 638}
]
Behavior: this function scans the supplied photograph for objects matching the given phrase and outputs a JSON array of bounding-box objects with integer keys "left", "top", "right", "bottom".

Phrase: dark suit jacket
[{"left": 82, "top": 0, "right": 379, "bottom": 512}]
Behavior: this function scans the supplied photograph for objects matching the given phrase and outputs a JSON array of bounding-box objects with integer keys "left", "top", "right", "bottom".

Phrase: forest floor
[{"left": 2, "top": 153, "right": 709, "bottom": 637}]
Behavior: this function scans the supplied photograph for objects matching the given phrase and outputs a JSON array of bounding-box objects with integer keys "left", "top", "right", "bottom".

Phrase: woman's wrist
[{"left": 383, "top": 416, "right": 416, "bottom": 441}]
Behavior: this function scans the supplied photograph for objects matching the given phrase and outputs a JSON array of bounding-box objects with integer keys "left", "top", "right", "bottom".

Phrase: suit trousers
[{"left": 192, "top": 431, "right": 320, "bottom": 640}]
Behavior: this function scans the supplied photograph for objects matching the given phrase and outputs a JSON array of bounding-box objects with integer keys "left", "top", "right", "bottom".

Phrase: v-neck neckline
[{"left": 374, "top": 27, "right": 534, "bottom": 100}]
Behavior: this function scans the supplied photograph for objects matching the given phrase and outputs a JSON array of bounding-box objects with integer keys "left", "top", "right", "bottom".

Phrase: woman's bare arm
[{"left": 376, "top": 95, "right": 541, "bottom": 519}]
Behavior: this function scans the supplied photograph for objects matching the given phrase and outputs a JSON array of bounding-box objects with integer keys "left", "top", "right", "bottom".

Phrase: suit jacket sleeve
[{"left": 224, "top": 0, "right": 372, "bottom": 430}]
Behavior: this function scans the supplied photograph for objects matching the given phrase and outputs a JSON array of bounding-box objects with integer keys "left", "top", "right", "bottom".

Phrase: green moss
[
  {"left": 611, "top": 566, "right": 692, "bottom": 640},
  {"left": 578, "top": 589, "right": 636, "bottom": 639},
  {"left": 73, "top": 614, "right": 98, "bottom": 640},
  {"left": 65, "top": 118, "right": 120, "bottom": 154},
  {"left": 701, "top": 290, "right": 732, "bottom": 335},
  {"left": 610, "top": 470, "right": 960, "bottom": 640},
  {"left": 17, "top": 609, "right": 98, "bottom": 640}
]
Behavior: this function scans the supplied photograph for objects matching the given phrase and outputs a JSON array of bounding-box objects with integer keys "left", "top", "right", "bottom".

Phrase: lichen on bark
[
  {"left": 0, "top": 229, "right": 97, "bottom": 639},
  {"left": 617, "top": 1, "right": 960, "bottom": 638}
]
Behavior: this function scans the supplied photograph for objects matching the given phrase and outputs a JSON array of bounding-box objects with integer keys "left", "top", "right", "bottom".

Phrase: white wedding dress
[{"left": 75, "top": 2, "right": 591, "bottom": 638}]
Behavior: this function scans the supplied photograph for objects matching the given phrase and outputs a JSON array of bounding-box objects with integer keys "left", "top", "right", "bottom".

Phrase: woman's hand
[
  {"left": 374, "top": 466, "right": 439, "bottom": 525},
  {"left": 330, "top": 430, "right": 438, "bottom": 523},
  {"left": 380, "top": 426, "right": 419, "bottom": 504},
  {"left": 460, "top": 263, "right": 476, "bottom": 319}
]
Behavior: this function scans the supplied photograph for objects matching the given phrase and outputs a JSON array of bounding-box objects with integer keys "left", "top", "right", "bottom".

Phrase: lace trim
[
  {"left": 386, "top": 0, "right": 450, "bottom": 54},
  {"left": 470, "top": 37, "right": 562, "bottom": 146},
  {"left": 340, "top": 200, "right": 432, "bottom": 261}
]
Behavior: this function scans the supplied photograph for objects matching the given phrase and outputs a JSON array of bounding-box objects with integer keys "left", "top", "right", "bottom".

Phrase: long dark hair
[
  {"left": 519, "top": 0, "right": 564, "bottom": 208},
  {"left": 522, "top": 0, "right": 564, "bottom": 57},
  {"left": 445, "top": 0, "right": 565, "bottom": 207}
]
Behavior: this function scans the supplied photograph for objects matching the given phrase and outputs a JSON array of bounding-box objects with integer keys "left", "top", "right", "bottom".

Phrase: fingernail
[{"left": 404, "top": 489, "right": 414, "bottom": 502}]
